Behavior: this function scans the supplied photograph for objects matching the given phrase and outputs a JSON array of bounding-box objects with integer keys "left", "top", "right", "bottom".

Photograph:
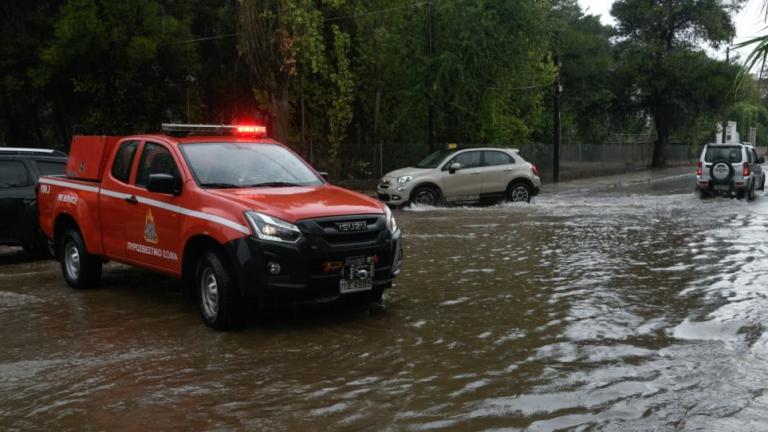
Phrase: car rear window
[
  {"left": 0, "top": 160, "right": 31, "bottom": 188},
  {"left": 705, "top": 146, "right": 742, "bottom": 163}
]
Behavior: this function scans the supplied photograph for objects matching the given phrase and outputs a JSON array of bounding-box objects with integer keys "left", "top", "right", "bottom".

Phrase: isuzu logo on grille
[{"left": 335, "top": 221, "right": 367, "bottom": 232}]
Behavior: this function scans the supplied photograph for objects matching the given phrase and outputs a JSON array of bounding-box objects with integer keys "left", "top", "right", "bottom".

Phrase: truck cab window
[
  {"left": 111, "top": 141, "right": 139, "bottom": 183},
  {"left": 136, "top": 143, "right": 180, "bottom": 187}
]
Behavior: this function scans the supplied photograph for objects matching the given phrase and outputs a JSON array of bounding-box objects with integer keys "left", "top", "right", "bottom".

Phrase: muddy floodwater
[{"left": 6, "top": 173, "right": 768, "bottom": 431}]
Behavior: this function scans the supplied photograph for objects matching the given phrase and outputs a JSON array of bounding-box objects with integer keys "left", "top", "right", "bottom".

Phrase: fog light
[
  {"left": 267, "top": 261, "right": 281, "bottom": 275},
  {"left": 393, "top": 195, "right": 401, "bottom": 200}
]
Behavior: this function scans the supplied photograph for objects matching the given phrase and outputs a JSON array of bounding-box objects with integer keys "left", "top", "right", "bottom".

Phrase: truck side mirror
[
  {"left": 449, "top": 162, "right": 462, "bottom": 174},
  {"left": 147, "top": 173, "right": 182, "bottom": 196},
  {"left": 759, "top": 156, "right": 765, "bottom": 164}
]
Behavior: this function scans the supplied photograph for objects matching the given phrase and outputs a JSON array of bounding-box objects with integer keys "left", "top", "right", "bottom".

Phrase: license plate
[
  {"left": 714, "top": 185, "right": 730, "bottom": 191},
  {"left": 340, "top": 278, "right": 372, "bottom": 293},
  {"left": 340, "top": 257, "right": 374, "bottom": 294}
]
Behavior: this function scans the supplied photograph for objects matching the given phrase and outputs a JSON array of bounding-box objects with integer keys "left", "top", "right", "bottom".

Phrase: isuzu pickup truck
[{"left": 38, "top": 124, "right": 403, "bottom": 330}]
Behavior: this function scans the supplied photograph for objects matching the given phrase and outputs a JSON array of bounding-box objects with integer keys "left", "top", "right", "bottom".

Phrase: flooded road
[{"left": 5, "top": 172, "right": 768, "bottom": 430}]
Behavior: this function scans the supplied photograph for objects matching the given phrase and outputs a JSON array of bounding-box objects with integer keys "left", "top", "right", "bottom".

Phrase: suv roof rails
[{"left": 0, "top": 147, "right": 67, "bottom": 157}]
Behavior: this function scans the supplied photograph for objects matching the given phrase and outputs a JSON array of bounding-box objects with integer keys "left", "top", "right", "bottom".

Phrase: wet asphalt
[{"left": 4, "top": 168, "right": 768, "bottom": 431}]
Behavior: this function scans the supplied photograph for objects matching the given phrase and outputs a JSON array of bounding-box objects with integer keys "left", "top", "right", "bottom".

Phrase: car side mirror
[
  {"left": 147, "top": 173, "right": 182, "bottom": 196},
  {"left": 448, "top": 162, "right": 462, "bottom": 174},
  {"left": 759, "top": 156, "right": 765, "bottom": 164},
  {"left": 318, "top": 171, "right": 329, "bottom": 181}
]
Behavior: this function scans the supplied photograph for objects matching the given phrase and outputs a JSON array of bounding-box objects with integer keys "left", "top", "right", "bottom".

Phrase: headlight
[
  {"left": 397, "top": 175, "right": 413, "bottom": 184},
  {"left": 244, "top": 211, "right": 302, "bottom": 243},
  {"left": 384, "top": 205, "right": 398, "bottom": 233}
]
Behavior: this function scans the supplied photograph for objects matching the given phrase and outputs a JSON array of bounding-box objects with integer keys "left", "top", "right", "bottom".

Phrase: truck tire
[
  {"left": 196, "top": 249, "right": 246, "bottom": 330},
  {"left": 60, "top": 229, "right": 102, "bottom": 289}
]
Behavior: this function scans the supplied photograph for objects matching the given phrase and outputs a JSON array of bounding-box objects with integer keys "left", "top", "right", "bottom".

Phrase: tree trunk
[
  {"left": 651, "top": 105, "right": 672, "bottom": 168},
  {"left": 269, "top": 85, "right": 291, "bottom": 144}
]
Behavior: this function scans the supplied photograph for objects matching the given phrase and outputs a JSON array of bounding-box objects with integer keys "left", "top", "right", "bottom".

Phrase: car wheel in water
[
  {"left": 748, "top": 182, "right": 756, "bottom": 201},
  {"left": 196, "top": 249, "right": 246, "bottom": 331},
  {"left": 507, "top": 182, "right": 532, "bottom": 203},
  {"left": 411, "top": 186, "right": 440, "bottom": 206},
  {"left": 60, "top": 228, "right": 102, "bottom": 289}
]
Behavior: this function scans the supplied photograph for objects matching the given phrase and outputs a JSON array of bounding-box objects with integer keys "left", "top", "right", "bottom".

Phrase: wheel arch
[
  {"left": 181, "top": 234, "right": 227, "bottom": 289},
  {"left": 53, "top": 213, "right": 79, "bottom": 259},
  {"left": 410, "top": 181, "right": 443, "bottom": 200},
  {"left": 507, "top": 177, "right": 534, "bottom": 191}
]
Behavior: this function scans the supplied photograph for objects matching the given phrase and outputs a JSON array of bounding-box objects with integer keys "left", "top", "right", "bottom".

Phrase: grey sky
[{"left": 577, "top": 0, "right": 766, "bottom": 63}]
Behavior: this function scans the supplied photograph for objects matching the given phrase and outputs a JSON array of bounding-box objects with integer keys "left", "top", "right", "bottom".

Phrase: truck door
[
  {"left": 123, "top": 141, "right": 182, "bottom": 274},
  {"left": 100, "top": 140, "right": 140, "bottom": 260}
]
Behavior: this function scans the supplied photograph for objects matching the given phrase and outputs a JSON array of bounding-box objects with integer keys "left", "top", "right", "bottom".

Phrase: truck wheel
[
  {"left": 60, "top": 229, "right": 102, "bottom": 289},
  {"left": 196, "top": 249, "right": 246, "bottom": 331},
  {"left": 507, "top": 182, "right": 532, "bottom": 203}
]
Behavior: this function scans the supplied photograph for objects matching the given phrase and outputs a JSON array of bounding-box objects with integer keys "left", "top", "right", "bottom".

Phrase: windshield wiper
[
  {"left": 200, "top": 182, "right": 241, "bottom": 189},
  {"left": 245, "top": 181, "right": 303, "bottom": 187}
]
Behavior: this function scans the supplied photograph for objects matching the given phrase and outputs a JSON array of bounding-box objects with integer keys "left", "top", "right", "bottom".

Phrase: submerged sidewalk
[{"left": 540, "top": 165, "right": 695, "bottom": 194}]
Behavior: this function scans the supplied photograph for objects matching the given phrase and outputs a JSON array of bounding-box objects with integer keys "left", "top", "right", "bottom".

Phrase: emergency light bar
[{"left": 161, "top": 123, "right": 267, "bottom": 137}]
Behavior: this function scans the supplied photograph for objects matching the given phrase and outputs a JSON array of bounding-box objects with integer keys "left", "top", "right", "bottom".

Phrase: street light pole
[{"left": 553, "top": 56, "right": 562, "bottom": 183}]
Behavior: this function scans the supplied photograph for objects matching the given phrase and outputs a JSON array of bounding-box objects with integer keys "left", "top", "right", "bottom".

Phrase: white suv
[
  {"left": 696, "top": 143, "right": 765, "bottom": 200},
  {"left": 377, "top": 147, "right": 541, "bottom": 206}
]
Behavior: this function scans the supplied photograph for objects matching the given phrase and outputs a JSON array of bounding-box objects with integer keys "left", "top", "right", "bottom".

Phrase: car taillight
[
  {"left": 531, "top": 164, "right": 539, "bottom": 176},
  {"left": 743, "top": 162, "right": 750, "bottom": 177},
  {"left": 696, "top": 161, "right": 702, "bottom": 176}
]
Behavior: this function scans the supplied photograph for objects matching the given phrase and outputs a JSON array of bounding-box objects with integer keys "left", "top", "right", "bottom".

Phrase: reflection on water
[{"left": 4, "top": 179, "right": 768, "bottom": 430}]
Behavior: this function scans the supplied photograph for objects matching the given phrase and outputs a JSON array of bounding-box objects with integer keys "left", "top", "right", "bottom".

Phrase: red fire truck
[{"left": 38, "top": 124, "right": 403, "bottom": 330}]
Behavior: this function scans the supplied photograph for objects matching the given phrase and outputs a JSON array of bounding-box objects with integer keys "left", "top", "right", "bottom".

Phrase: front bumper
[
  {"left": 223, "top": 223, "right": 403, "bottom": 303},
  {"left": 377, "top": 184, "right": 411, "bottom": 205}
]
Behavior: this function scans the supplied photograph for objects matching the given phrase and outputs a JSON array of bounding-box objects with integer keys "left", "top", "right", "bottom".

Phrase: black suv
[{"left": 0, "top": 148, "right": 67, "bottom": 255}]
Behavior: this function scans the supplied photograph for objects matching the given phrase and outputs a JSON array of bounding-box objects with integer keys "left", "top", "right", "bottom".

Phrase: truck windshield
[
  {"left": 181, "top": 143, "right": 323, "bottom": 188},
  {"left": 705, "top": 146, "right": 742, "bottom": 163},
  {"left": 415, "top": 149, "right": 455, "bottom": 168}
]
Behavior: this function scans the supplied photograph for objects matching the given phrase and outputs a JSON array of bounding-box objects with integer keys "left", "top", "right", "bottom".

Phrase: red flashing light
[
  {"left": 236, "top": 125, "right": 266, "bottom": 135},
  {"left": 697, "top": 161, "right": 702, "bottom": 176},
  {"left": 743, "top": 162, "right": 750, "bottom": 177}
]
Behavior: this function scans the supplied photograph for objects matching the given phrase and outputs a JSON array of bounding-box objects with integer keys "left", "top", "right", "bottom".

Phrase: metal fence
[{"left": 518, "top": 136, "right": 697, "bottom": 181}]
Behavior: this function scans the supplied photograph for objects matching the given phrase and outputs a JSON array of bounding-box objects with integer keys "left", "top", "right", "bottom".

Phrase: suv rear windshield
[
  {"left": 181, "top": 142, "right": 323, "bottom": 188},
  {"left": 705, "top": 146, "right": 742, "bottom": 163}
]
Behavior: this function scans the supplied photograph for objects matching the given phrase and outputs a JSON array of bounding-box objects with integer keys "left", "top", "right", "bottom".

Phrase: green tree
[
  {"left": 612, "top": 0, "right": 744, "bottom": 167},
  {"left": 33, "top": 0, "right": 199, "bottom": 141}
]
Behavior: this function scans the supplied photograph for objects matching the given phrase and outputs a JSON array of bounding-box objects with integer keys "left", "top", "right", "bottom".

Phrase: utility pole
[
  {"left": 553, "top": 55, "right": 562, "bottom": 183},
  {"left": 426, "top": 0, "right": 437, "bottom": 152},
  {"left": 721, "top": 45, "right": 730, "bottom": 144}
]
